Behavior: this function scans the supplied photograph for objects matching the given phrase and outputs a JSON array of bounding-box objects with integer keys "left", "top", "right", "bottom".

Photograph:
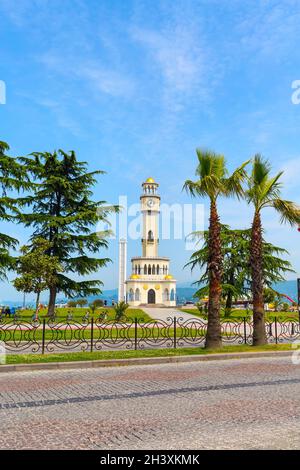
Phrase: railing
[{"left": 0, "top": 315, "right": 300, "bottom": 354}]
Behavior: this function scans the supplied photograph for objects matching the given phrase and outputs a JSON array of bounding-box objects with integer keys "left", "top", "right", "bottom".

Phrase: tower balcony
[{"left": 141, "top": 238, "right": 159, "bottom": 244}]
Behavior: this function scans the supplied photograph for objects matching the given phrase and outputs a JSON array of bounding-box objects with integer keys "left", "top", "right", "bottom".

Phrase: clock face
[{"left": 147, "top": 199, "right": 154, "bottom": 207}]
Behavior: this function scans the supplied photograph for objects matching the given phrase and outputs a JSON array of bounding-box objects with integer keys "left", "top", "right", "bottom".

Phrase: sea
[{"left": 1, "top": 280, "right": 298, "bottom": 308}]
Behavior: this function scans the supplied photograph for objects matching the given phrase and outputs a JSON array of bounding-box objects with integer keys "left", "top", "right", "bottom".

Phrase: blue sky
[{"left": 0, "top": 0, "right": 300, "bottom": 301}]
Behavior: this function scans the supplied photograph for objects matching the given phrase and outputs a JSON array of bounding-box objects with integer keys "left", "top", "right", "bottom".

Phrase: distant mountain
[
  {"left": 1, "top": 279, "right": 298, "bottom": 308},
  {"left": 177, "top": 280, "right": 299, "bottom": 303}
]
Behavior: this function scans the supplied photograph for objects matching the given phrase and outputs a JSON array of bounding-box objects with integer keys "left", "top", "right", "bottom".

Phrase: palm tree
[
  {"left": 183, "top": 149, "right": 249, "bottom": 348},
  {"left": 186, "top": 225, "right": 294, "bottom": 315},
  {"left": 246, "top": 155, "right": 300, "bottom": 345}
]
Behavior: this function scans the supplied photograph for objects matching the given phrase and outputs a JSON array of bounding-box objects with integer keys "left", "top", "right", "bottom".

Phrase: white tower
[
  {"left": 118, "top": 238, "right": 127, "bottom": 302},
  {"left": 141, "top": 178, "right": 160, "bottom": 258},
  {"left": 125, "top": 178, "right": 176, "bottom": 306}
]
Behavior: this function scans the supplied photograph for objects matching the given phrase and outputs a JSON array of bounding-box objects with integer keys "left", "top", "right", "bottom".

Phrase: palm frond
[
  {"left": 224, "top": 159, "right": 250, "bottom": 198},
  {"left": 272, "top": 199, "right": 300, "bottom": 226},
  {"left": 252, "top": 154, "right": 271, "bottom": 185}
]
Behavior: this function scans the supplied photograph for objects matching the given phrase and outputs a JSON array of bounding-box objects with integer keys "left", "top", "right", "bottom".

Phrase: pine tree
[
  {"left": 187, "top": 225, "right": 294, "bottom": 314},
  {"left": 0, "top": 141, "right": 27, "bottom": 279},
  {"left": 19, "top": 149, "right": 118, "bottom": 317}
]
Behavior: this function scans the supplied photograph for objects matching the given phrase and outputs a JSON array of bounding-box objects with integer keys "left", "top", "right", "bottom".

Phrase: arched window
[
  {"left": 170, "top": 289, "right": 175, "bottom": 301},
  {"left": 162, "top": 266, "right": 165, "bottom": 275},
  {"left": 156, "top": 264, "right": 159, "bottom": 275},
  {"left": 129, "top": 289, "right": 134, "bottom": 301},
  {"left": 135, "top": 288, "right": 140, "bottom": 301},
  {"left": 152, "top": 264, "right": 155, "bottom": 274},
  {"left": 148, "top": 264, "right": 151, "bottom": 275},
  {"left": 148, "top": 230, "right": 154, "bottom": 241},
  {"left": 135, "top": 265, "right": 137, "bottom": 274},
  {"left": 144, "top": 264, "right": 147, "bottom": 275},
  {"left": 163, "top": 288, "right": 169, "bottom": 302},
  {"left": 138, "top": 265, "right": 141, "bottom": 274}
]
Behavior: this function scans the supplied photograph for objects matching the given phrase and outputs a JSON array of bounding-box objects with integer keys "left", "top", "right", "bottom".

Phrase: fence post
[
  {"left": 42, "top": 318, "right": 46, "bottom": 355},
  {"left": 90, "top": 317, "right": 94, "bottom": 353},
  {"left": 275, "top": 317, "right": 278, "bottom": 344},
  {"left": 134, "top": 317, "right": 138, "bottom": 351},
  {"left": 269, "top": 323, "right": 272, "bottom": 337},
  {"left": 173, "top": 316, "right": 177, "bottom": 349},
  {"left": 243, "top": 317, "right": 247, "bottom": 345}
]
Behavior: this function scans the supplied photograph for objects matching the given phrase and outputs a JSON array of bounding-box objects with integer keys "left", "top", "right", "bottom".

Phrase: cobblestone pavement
[{"left": 1, "top": 356, "right": 300, "bottom": 449}]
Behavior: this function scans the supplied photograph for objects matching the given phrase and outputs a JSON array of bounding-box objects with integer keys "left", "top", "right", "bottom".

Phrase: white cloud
[
  {"left": 130, "top": 10, "right": 214, "bottom": 117},
  {"left": 77, "top": 64, "right": 135, "bottom": 98},
  {"left": 39, "top": 50, "right": 135, "bottom": 99},
  {"left": 131, "top": 27, "right": 203, "bottom": 93},
  {"left": 234, "top": 0, "right": 300, "bottom": 61},
  {"left": 278, "top": 157, "right": 300, "bottom": 196}
]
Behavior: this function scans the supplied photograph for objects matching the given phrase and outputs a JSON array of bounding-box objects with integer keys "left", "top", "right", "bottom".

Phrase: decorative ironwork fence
[{"left": 0, "top": 315, "right": 300, "bottom": 354}]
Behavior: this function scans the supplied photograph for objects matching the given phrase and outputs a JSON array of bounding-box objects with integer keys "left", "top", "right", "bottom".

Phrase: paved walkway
[
  {"left": 143, "top": 307, "right": 198, "bottom": 322},
  {"left": 1, "top": 355, "right": 300, "bottom": 449}
]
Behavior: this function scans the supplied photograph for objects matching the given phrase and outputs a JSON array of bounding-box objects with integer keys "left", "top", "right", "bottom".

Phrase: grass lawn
[
  {"left": 12, "top": 307, "right": 151, "bottom": 322},
  {"left": 3, "top": 343, "right": 292, "bottom": 365},
  {"left": 180, "top": 308, "right": 299, "bottom": 321}
]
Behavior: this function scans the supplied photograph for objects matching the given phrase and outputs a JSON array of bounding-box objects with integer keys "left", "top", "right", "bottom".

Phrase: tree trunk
[
  {"left": 224, "top": 290, "right": 233, "bottom": 317},
  {"left": 47, "top": 285, "right": 57, "bottom": 318},
  {"left": 205, "top": 200, "right": 222, "bottom": 349},
  {"left": 250, "top": 211, "right": 267, "bottom": 345},
  {"left": 35, "top": 291, "right": 40, "bottom": 318}
]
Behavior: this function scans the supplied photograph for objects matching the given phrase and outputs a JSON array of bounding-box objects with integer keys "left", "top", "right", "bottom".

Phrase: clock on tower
[{"left": 124, "top": 177, "right": 177, "bottom": 307}]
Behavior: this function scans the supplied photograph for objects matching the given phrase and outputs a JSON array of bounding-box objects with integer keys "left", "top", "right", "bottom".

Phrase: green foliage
[
  {"left": 263, "top": 287, "right": 276, "bottom": 304},
  {"left": 246, "top": 155, "right": 300, "bottom": 345},
  {"left": 67, "top": 300, "right": 78, "bottom": 308},
  {"left": 0, "top": 141, "right": 29, "bottom": 280},
  {"left": 187, "top": 225, "right": 294, "bottom": 309},
  {"left": 93, "top": 298, "right": 104, "bottom": 308},
  {"left": 19, "top": 149, "right": 119, "bottom": 315},
  {"left": 113, "top": 301, "right": 129, "bottom": 321},
  {"left": 246, "top": 155, "right": 300, "bottom": 223},
  {"left": 5, "top": 344, "right": 293, "bottom": 366},
  {"left": 195, "top": 301, "right": 207, "bottom": 318},
  {"left": 76, "top": 298, "right": 87, "bottom": 307},
  {"left": 282, "top": 302, "right": 290, "bottom": 312},
  {"left": 183, "top": 149, "right": 249, "bottom": 203},
  {"left": 183, "top": 150, "right": 250, "bottom": 348},
  {"left": 89, "top": 298, "right": 104, "bottom": 314},
  {"left": 13, "top": 238, "right": 62, "bottom": 314}
]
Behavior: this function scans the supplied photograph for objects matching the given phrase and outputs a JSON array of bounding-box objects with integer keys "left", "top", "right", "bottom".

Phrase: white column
[{"left": 118, "top": 238, "right": 127, "bottom": 302}]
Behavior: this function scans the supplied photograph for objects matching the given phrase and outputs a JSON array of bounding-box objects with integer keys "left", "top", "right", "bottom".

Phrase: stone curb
[{"left": 0, "top": 350, "right": 292, "bottom": 373}]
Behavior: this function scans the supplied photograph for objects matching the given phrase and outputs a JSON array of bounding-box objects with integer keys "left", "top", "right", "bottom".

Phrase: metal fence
[{"left": 0, "top": 315, "right": 300, "bottom": 354}]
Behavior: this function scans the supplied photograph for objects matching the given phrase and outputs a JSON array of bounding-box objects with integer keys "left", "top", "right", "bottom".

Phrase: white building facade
[{"left": 125, "top": 178, "right": 176, "bottom": 307}]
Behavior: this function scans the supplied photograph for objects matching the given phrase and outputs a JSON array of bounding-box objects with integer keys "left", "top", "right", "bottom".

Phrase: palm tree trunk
[
  {"left": 205, "top": 200, "right": 222, "bottom": 349},
  {"left": 47, "top": 285, "right": 57, "bottom": 318},
  {"left": 251, "top": 211, "right": 267, "bottom": 345}
]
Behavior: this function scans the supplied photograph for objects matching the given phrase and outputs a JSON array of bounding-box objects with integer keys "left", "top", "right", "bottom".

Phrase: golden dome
[
  {"left": 145, "top": 177, "right": 155, "bottom": 183},
  {"left": 130, "top": 274, "right": 140, "bottom": 279},
  {"left": 165, "top": 274, "right": 173, "bottom": 279}
]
